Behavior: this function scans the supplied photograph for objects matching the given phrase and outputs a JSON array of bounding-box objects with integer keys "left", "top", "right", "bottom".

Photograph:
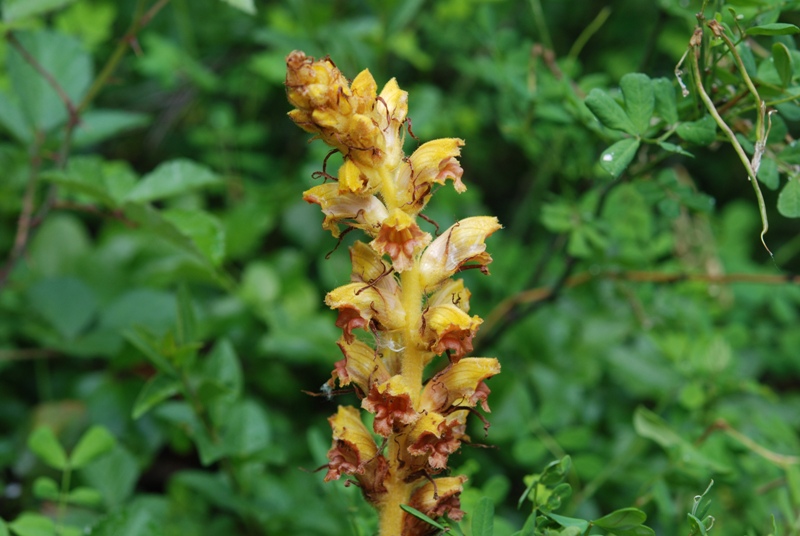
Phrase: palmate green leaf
[
  {"left": 585, "top": 88, "right": 636, "bottom": 135},
  {"left": 70, "top": 425, "right": 116, "bottom": 469},
  {"left": 219, "top": 0, "right": 255, "bottom": 14},
  {"left": 772, "top": 42, "right": 793, "bottom": 87},
  {"left": 7, "top": 30, "right": 92, "bottom": 132},
  {"left": 600, "top": 138, "right": 640, "bottom": 178},
  {"left": 28, "top": 426, "right": 68, "bottom": 470},
  {"left": 747, "top": 23, "right": 800, "bottom": 35},
  {"left": 777, "top": 176, "right": 800, "bottom": 217},
  {"left": 620, "top": 73, "right": 654, "bottom": 134},
  {"left": 2, "top": 0, "right": 77, "bottom": 22},
  {"left": 471, "top": 497, "right": 494, "bottom": 536},
  {"left": 124, "top": 159, "right": 221, "bottom": 204}
]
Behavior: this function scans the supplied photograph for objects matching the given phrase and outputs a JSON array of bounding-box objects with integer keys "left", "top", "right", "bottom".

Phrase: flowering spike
[{"left": 287, "top": 51, "right": 501, "bottom": 535}]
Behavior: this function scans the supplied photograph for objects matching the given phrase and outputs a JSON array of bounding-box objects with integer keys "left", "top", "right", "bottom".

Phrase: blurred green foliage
[{"left": 1, "top": 0, "right": 799, "bottom": 535}]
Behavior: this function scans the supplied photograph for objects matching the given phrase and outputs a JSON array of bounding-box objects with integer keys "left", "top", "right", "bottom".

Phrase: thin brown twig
[
  {"left": 6, "top": 32, "right": 79, "bottom": 127},
  {"left": 479, "top": 269, "right": 800, "bottom": 342}
]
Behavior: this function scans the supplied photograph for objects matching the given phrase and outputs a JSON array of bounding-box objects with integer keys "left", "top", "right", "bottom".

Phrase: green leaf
[
  {"left": 540, "top": 456, "right": 571, "bottom": 486},
  {"left": 0, "top": 518, "right": 8, "bottom": 536},
  {"left": 687, "top": 513, "right": 708, "bottom": 536},
  {"left": 32, "top": 477, "right": 59, "bottom": 501},
  {"left": 26, "top": 276, "right": 97, "bottom": 340},
  {"left": 747, "top": 23, "right": 800, "bottom": 35},
  {"left": 7, "top": 513, "right": 55, "bottom": 536},
  {"left": 7, "top": 30, "right": 92, "bottom": 132},
  {"left": 201, "top": 339, "right": 243, "bottom": 401},
  {"left": 652, "top": 77, "right": 678, "bottom": 124},
  {"left": 27, "top": 426, "right": 68, "bottom": 470},
  {"left": 133, "top": 374, "right": 181, "bottom": 419},
  {"left": 757, "top": 158, "right": 779, "bottom": 190},
  {"left": 780, "top": 140, "right": 800, "bottom": 164},
  {"left": 66, "top": 487, "right": 103, "bottom": 507},
  {"left": 81, "top": 445, "right": 140, "bottom": 508},
  {"left": 777, "top": 176, "right": 800, "bottom": 217},
  {"left": 657, "top": 141, "right": 693, "bottom": 157},
  {"left": 772, "top": 42, "right": 793, "bottom": 87},
  {"left": 399, "top": 505, "right": 446, "bottom": 531},
  {"left": 125, "top": 159, "right": 221, "bottom": 204},
  {"left": 162, "top": 209, "right": 226, "bottom": 266},
  {"left": 90, "top": 502, "right": 160, "bottom": 536},
  {"left": 219, "top": 399, "right": 271, "bottom": 457},
  {"left": 72, "top": 110, "right": 150, "bottom": 148},
  {"left": 676, "top": 115, "right": 717, "bottom": 145},
  {"left": 600, "top": 138, "right": 640, "bottom": 178},
  {"left": 176, "top": 284, "right": 197, "bottom": 346},
  {"left": 592, "top": 508, "right": 647, "bottom": 530},
  {"left": 471, "top": 496, "right": 494, "bottom": 536},
  {"left": 3, "top": 0, "right": 77, "bottom": 22},
  {"left": 0, "top": 91, "right": 34, "bottom": 143},
  {"left": 612, "top": 526, "right": 656, "bottom": 536},
  {"left": 544, "top": 512, "right": 590, "bottom": 533},
  {"left": 219, "top": 0, "right": 255, "bottom": 14},
  {"left": 620, "top": 73, "right": 654, "bottom": 134},
  {"left": 124, "top": 328, "right": 178, "bottom": 377},
  {"left": 70, "top": 425, "right": 116, "bottom": 469},
  {"left": 585, "top": 88, "right": 636, "bottom": 135},
  {"left": 40, "top": 157, "right": 117, "bottom": 207}
]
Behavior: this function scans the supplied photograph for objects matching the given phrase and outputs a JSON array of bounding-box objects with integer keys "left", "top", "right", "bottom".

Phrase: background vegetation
[{"left": 1, "top": 0, "right": 799, "bottom": 535}]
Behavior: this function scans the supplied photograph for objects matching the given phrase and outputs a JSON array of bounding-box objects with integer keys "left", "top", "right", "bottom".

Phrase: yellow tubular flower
[
  {"left": 419, "top": 216, "right": 503, "bottom": 290},
  {"left": 329, "top": 337, "right": 390, "bottom": 396},
  {"left": 370, "top": 209, "right": 431, "bottom": 272},
  {"left": 303, "top": 183, "right": 388, "bottom": 238},
  {"left": 422, "top": 303, "right": 483, "bottom": 361},
  {"left": 421, "top": 357, "right": 501, "bottom": 414},
  {"left": 362, "top": 375, "right": 419, "bottom": 436}
]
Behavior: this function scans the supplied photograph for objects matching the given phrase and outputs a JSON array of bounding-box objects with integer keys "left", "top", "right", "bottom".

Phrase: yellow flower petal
[
  {"left": 407, "top": 410, "right": 468, "bottom": 469},
  {"left": 326, "top": 282, "right": 405, "bottom": 342},
  {"left": 419, "top": 216, "right": 502, "bottom": 289},
  {"left": 422, "top": 303, "right": 482, "bottom": 360},
  {"left": 329, "top": 337, "right": 390, "bottom": 395},
  {"left": 325, "top": 405, "right": 378, "bottom": 480},
  {"left": 303, "top": 183, "right": 388, "bottom": 237},
  {"left": 421, "top": 357, "right": 500, "bottom": 414}
]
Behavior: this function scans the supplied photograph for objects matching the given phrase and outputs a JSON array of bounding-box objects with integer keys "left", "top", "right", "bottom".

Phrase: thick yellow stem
[
  {"left": 399, "top": 264, "right": 424, "bottom": 405},
  {"left": 379, "top": 437, "right": 412, "bottom": 535}
]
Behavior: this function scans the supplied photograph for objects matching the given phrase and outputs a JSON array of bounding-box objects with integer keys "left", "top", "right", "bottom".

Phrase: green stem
[{"left": 689, "top": 37, "right": 771, "bottom": 255}]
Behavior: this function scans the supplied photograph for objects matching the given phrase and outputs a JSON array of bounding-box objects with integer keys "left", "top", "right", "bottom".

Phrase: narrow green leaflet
[
  {"left": 545, "top": 512, "right": 590, "bottom": 533},
  {"left": 600, "top": 138, "right": 640, "bottom": 178},
  {"left": 592, "top": 508, "right": 647, "bottom": 530},
  {"left": 471, "top": 497, "right": 494, "bottom": 536},
  {"left": 747, "top": 23, "right": 800, "bottom": 35},
  {"left": 772, "top": 42, "right": 793, "bottom": 87},
  {"left": 585, "top": 88, "right": 637, "bottom": 135},
  {"left": 72, "top": 110, "right": 150, "bottom": 148},
  {"left": 777, "top": 176, "right": 800, "bottom": 217},
  {"left": 399, "top": 505, "right": 446, "bottom": 531},
  {"left": 133, "top": 374, "right": 181, "bottom": 419},
  {"left": 620, "top": 73, "right": 654, "bottom": 134},
  {"left": 28, "top": 426, "right": 68, "bottom": 470},
  {"left": 219, "top": 0, "right": 255, "bottom": 14},
  {"left": 2, "top": 0, "right": 77, "bottom": 22},
  {"left": 125, "top": 159, "right": 221, "bottom": 204},
  {"left": 70, "top": 425, "right": 116, "bottom": 469}
]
